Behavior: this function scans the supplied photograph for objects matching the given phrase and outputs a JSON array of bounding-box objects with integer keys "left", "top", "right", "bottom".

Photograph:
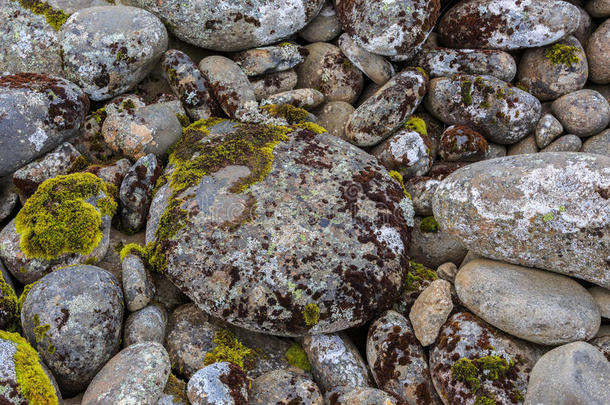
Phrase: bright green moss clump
[
  {"left": 260, "top": 104, "right": 310, "bottom": 124},
  {"left": 16, "top": 0, "right": 70, "bottom": 31},
  {"left": 204, "top": 329, "right": 257, "bottom": 370},
  {"left": 474, "top": 396, "right": 496, "bottom": 405},
  {"left": 0, "top": 330, "right": 59, "bottom": 404},
  {"left": 404, "top": 116, "right": 428, "bottom": 137},
  {"left": 0, "top": 272, "right": 19, "bottom": 331},
  {"left": 302, "top": 303, "right": 320, "bottom": 327},
  {"left": 285, "top": 343, "right": 311, "bottom": 372},
  {"left": 544, "top": 44, "right": 581, "bottom": 67},
  {"left": 452, "top": 357, "right": 481, "bottom": 391},
  {"left": 404, "top": 261, "right": 437, "bottom": 292},
  {"left": 119, "top": 243, "right": 149, "bottom": 263},
  {"left": 295, "top": 121, "right": 328, "bottom": 134},
  {"left": 451, "top": 355, "right": 514, "bottom": 404},
  {"left": 420, "top": 216, "right": 439, "bottom": 232},
  {"left": 163, "top": 373, "right": 188, "bottom": 404},
  {"left": 388, "top": 170, "right": 412, "bottom": 200},
  {"left": 15, "top": 173, "right": 117, "bottom": 260}
]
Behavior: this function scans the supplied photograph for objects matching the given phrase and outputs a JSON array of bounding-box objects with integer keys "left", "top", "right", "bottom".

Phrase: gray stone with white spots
[
  {"left": 82, "top": 342, "right": 170, "bottom": 405},
  {"left": 124, "top": 304, "right": 168, "bottom": 347},
  {"left": 324, "top": 386, "right": 403, "bottom": 405},
  {"left": 298, "top": 1, "right": 342, "bottom": 42},
  {"left": 21, "top": 265, "right": 124, "bottom": 396},
  {"left": 433, "top": 153, "right": 610, "bottom": 288},
  {"left": 125, "top": 0, "right": 325, "bottom": 52},
  {"left": 371, "top": 128, "right": 433, "bottom": 178},
  {"left": 120, "top": 154, "right": 163, "bottom": 233},
  {"left": 338, "top": 34, "right": 395, "bottom": 86},
  {"left": 456, "top": 259, "right": 601, "bottom": 345},
  {"left": 582, "top": 129, "right": 610, "bottom": 157},
  {"left": 551, "top": 90, "right": 610, "bottom": 137},
  {"left": 233, "top": 43, "right": 308, "bottom": 76},
  {"left": 122, "top": 254, "right": 156, "bottom": 312},
  {"left": 59, "top": 6, "right": 168, "bottom": 101},
  {"left": 540, "top": 134, "right": 582, "bottom": 153},
  {"left": 187, "top": 362, "right": 248, "bottom": 405},
  {"left": 250, "top": 70, "right": 298, "bottom": 101},
  {"left": 249, "top": 369, "right": 323, "bottom": 405},
  {"left": 535, "top": 113, "right": 563, "bottom": 148},
  {"left": 0, "top": 73, "right": 89, "bottom": 177},
  {"left": 438, "top": 0, "right": 580, "bottom": 50},
  {"left": 589, "top": 287, "right": 610, "bottom": 319}
]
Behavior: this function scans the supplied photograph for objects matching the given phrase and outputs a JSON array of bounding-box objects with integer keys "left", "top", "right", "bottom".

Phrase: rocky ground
[{"left": 0, "top": 0, "right": 609, "bottom": 404}]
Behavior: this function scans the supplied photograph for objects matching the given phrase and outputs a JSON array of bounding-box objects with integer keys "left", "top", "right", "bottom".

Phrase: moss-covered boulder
[
  {"left": 0, "top": 330, "right": 62, "bottom": 404},
  {"left": 0, "top": 173, "right": 116, "bottom": 284},
  {"left": 145, "top": 118, "right": 413, "bottom": 336}
]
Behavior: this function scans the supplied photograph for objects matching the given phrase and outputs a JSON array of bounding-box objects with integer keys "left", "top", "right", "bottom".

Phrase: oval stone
[
  {"left": 438, "top": 0, "right": 580, "bottom": 50},
  {"left": 456, "top": 259, "right": 600, "bottom": 345},
  {"left": 146, "top": 119, "right": 413, "bottom": 336},
  {"left": 125, "top": 0, "right": 325, "bottom": 51},
  {"left": 433, "top": 153, "right": 610, "bottom": 288}
]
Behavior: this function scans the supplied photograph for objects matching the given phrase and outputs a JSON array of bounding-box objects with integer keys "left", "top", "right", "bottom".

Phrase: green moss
[
  {"left": 119, "top": 243, "right": 148, "bottom": 263},
  {"left": 515, "top": 83, "right": 528, "bottom": 92},
  {"left": 204, "top": 328, "right": 257, "bottom": 371},
  {"left": 388, "top": 170, "right": 412, "bottom": 200},
  {"left": 0, "top": 271, "right": 19, "bottom": 331},
  {"left": 452, "top": 355, "right": 513, "bottom": 400},
  {"left": 302, "top": 303, "right": 320, "bottom": 327},
  {"left": 415, "top": 67, "right": 429, "bottom": 80},
  {"left": 0, "top": 330, "right": 59, "bottom": 404},
  {"left": 163, "top": 373, "right": 188, "bottom": 404},
  {"left": 513, "top": 389, "right": 524, "bottom": 402},
  {"left": 474, "top": 396, "right": 496, "bottom": 405},
  {"left": 90, "top": 107, "right": 107, "bottom": 124},
  {"left": 17, "top": 282, "right": 37, "bottom": 312},
  {"left": 167, "top": 68, "right": 178, "bottom": 82},
  {"left": 176, "top": 113, "right": 190, "bottom": 128},
  {"left": 260, "top": 104, "right": 309, "bottom": 124},
  {"left": 475, "top": 355, "right": 511, "bottom": 380},
  {"left": 452, "top": 358, "right": 481, "bottom": 392},
  {"left": 15, "top": 173, "right": 117, "bottom": 260},
  {"left": 47, "top": 343, "right": 56, "bottom": 355},
  {"left": 33, "top": 324, "right": 50, "bottom": 344},
  {"left": 116, "top": 48, "right": 127, "bottom": 61},
  {"left": 461, "top": 80, "right": 473, "bottom": 106},
  {"left": 16, "top": 0, "right": 69, "bottom": 31},
  {"left": 68, "top": 155, "right": 89, "bottom": 174},
  {"left": 543, "top": 212, "right": 554, "bottom": 222},
  {"left": 544, "top": 44, "right": 580, "bottom": 67},
  {"left": 404, "top": 116, "right": 428, "bottom": 137},
  {"left": 404, "top": 261, "right": 437, "bottom": 291},
  {"left": 295, "top": 121, "right": 327, "bottom": 134},
  {"left": 285, "top": 343, "right": 311, "bottom": 372},
  {"left": 420, "top": 216, "right": 439, "bottom": 233}
]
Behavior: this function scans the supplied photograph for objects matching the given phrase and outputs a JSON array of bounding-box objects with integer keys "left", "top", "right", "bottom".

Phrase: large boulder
[
  {"left": 146, "top": 118, "right": 414, "bottom": 336},
  {"left": 433, "top": 153, "right": 610, "bottom": 288}
]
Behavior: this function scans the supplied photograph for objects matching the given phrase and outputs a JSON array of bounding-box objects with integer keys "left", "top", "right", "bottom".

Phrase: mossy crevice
[
  {"left": 388, "top": 170, "right": 412, "bottom": 200},
  {"left": 420, "top": 216, "right": 439, "bottom": 232},
  {"left": 15, "top": 173, "right": 117, "bottom": 260},
  {"left": 0, "top": 330, "right": 59, "bottom": 404},
  {"left": 15, "top": 0, "right": 70, "bottom": 31},
  {"left": 404, "top": 261, "right": 437, "bottom": 292},
  {"left": 163, "top": 373, "right": 188, "bottom": 404},
  {"left": 0, "top": 272, "right": 19, "bottom": 331},
  {"left": 204, "top": 328, "right": 257, "bottom": 371},
  {"left": 285, "top": 343, "right": 311, "bottom": 372}
]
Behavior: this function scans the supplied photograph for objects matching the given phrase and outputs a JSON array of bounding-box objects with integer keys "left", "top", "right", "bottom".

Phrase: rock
[
  {"left": 587, "top": 19, "right": 610, "bottom": 84},
  {"left": 405, "top": 163, "right": 464, "bottom": 216},
  {"left": 122, "top": 254, "right": 156, "bottom": 312},
  {"left": 0, "top": 0, "right": 65, "bottom": 76},
  {"left": 127, "top": 0, "right": 324, "bottom": 51},
  {"left": 102, "top": 101, "right": 183, "bottom": 160},
  {"left": 262, "top": 89, "right": 325, "bottom": 110},
  {"left": 146, "top": 119, "right": 413, "bottom": 335},
  {"left": 316, "top": 101, "right": 355, "bottom": 140},
  {"left": 432, "top": 153, "right": 610, "bottom": 288},
  {"left": 250, "top": 70, "right": 298, "bottom": 101},
  {"left": 302, "top": 333, "right": 373, "bottom": 393},
  {"left": 124, "top": 304, "right": 168, "bottom": 347},
  {"left": 393, "top": 261, "right": 439, "bottom": 317},
  {"left": 82, "top": 342, "right": 170, "bottom": 404},
  {"left": 484, "top": 143, "right": 507, "bottom": 159},
  {"left": 410, "top": 280, "right": 454, "bottom": 346},
  {"left": 437, "top": 262, "right": 459, "bottom": 283},
  {"left": 551, "top": 90, "right": 610, "bottom": 137},
  {"left": 250, "top": 369, "right": 323, "bottom": 405},
  {"left": 517, "top": 36, "right": 588, "bottom": 101},
  {"left": 187, "top": 362, "right": 248, "bottom": 405},
  {"left": 456, "top": 259, "right": 601, "bottom": 345},
  {"left": 582, "top": 129, "right": 610, "bottom": 156},
  {"left": 298, "top": 1, "right": 342, "bottom": 42},
  {"left": 59, "top": 6, "right": 168, "bottom": 101},
  {"left": 21, "top": 265, "right": 124, "bottom": 395},
  {"left": 408, "top": 216, "right": 468, "bottom": 269},
  {"left": 0, "top": 173, "right": 115, "bottom": 284},
  {"left": 525, "top": 342, "right": 610, "bottom": 405},
  {"left": 413, "top": 48, "right": 517, "bottom": 82},
  {"left": 157, "top": 373, "right": 188, "bottom": 405},
  {"left": 366, "top": 310, "right": 440, "bottom": 404},
  {"left": 590, "top": 334, "right": 610, "bottom": 362},
  {"left": 589, "top": 287, "right": 610, "bottom": 319},
  {"left": 161, "top": 49, "right": 220, "bottom": 121},
  {"left": 370, "top": 127, "right": 433, "bottom": 178},
  {"left": 345, "top": 68, "right": 428, "bottom": 147},
  {"left": 296, "top": 42, "right": 363, "bottom": 104},
  {"left": 198, "top": 55, "right": 256, "bottom": 119},
  {"left": 0, "top": 177, "right": 18, "bottom": 223},
  {"left": 233, "top": 43, "right": 308, "bottom": 76},
  {"left": 425, "top": 74, "right": 541, "bottom": 145},
  {"left": 438, "top": 0, "right": 580, "bottom": 50},
  {"left": 85, "top": 158, "right": 132, "bottom": 189},
  {"left": 120, "top": 154, "right": 162, "bottom": 233},
  {"left": 324, "top": 386, "right": 404, "bottom": 405},
  {"left": 430, "top": 312, "right": 543, "bottom": 405},
  {"left": 572, "top": 5, "right": 595, "bottom": 45},
  {"left": 334, "top": 0, "right": 440, "bottom": 60},
  {"left": 71, "top": 110, "right": 120, "bottom": 164},
  {"left": 535, "top": 113, "right": 563, "bottom": 148},
  {"left": 0, "top": 330, "right": 62, "bottom": 404},
  {"left": 338, "top": 34, "right": 395, "bottom": 85},
  {"left": 13, "top": 142, "right": 86, "bottom": 203},
  {"left": 0, "top": 262, "right": 18, "bottom": 331},
  {"left": 540, "top": 134, "right": 582, "bottom": 153},
  {"left": 507, "top": 134, "right": 539, "bottom": 155},
  {"left": 0, "top": 73, "right": 89, "bottom": 177},
  {"left": 586, "top": 0, "right": 610, "bottom": 16},
  {"left": 438, "top": 125, "right": 488, "bottom": 162}
]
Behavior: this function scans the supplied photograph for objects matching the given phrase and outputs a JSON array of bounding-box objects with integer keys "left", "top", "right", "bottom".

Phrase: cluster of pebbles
[{"left": 0, "top": 0, "right": 609, "bottom": 404}]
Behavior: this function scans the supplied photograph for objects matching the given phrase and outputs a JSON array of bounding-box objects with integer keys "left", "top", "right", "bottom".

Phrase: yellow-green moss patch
[
  {"left": 388, "top": 170, "right": 412, "bottom": 200},
  {"left": 544, "top": 44, "right": 581, "bottom": 67},
  {"left": 204, "top": 328, "right": 257, "bottom": 371},
  {"left": 0, "top": 330, "right": 59, "bottom": 404},
  {"left": 15, "top": 0, "right": 69, "bottom": 31},
  {"left": 260, "top": 104, "right": 310, "bottom": 124},
  {"left": 420, "top": 216, "right": 439, "bottom": 232},
  {"left": 404, "top": 116, "right": 428, "bottom": 137},
  {"left": 15, "top": 173, "right": 117, "bottom": 260},
  {"left": 0, "top": 271, "right": 19, "bottom": 331},
  {"left": 163, "top": 373, "right": 188, "bottom": 404},
  {"left": 404, "top": 261, "right": 437, "bottom": 292},
  {"left": 295, "top": 121, "right": 328, "bottom": 134},
  {"left": 285, "top": 343, "right": 311, "bottom": 372},
  {"left": 302, "top": 303, "right": 320, "bottom": 327}
]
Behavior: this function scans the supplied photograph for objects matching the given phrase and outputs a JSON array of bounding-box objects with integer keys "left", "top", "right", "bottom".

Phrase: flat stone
[
  {"left": 587, "top": 20, "right": 610, "bottom": 84},
  {"left": 589, "top": 286, "right": 610, "bottom": 319},
  {"left": 551, "top": 89, "right": 610, "bottom": 137},
  {"left": 249, "top": 369, "right": 323, "bottom": 405}
]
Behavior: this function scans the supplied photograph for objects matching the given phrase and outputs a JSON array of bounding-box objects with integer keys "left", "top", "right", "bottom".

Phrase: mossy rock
[
  {"left": 0, "top": 330, "right": 62, "bottom": 404},
  {"left": 146, "top": 118, "right": 413, "bottom": 336}
]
